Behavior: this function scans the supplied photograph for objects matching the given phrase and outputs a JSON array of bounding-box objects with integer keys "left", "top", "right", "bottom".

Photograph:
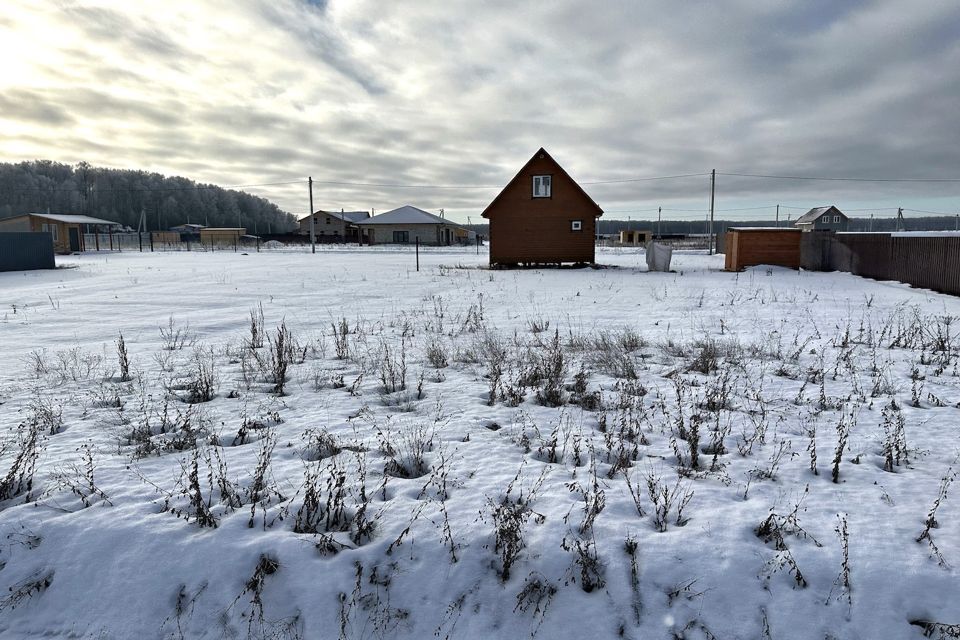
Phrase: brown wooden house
[
  {"left": 0, "top": 213, "right": 120, "bottom": 254},
  {"left": 481, "top": 148, "right": 603, "bottom": 267}
]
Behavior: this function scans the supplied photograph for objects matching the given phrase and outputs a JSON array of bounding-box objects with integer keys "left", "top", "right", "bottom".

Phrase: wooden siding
[
  {"left": 483, "top": 150, "right": 601, "bottom": 266},
  {"left": 0, "top": 216, "right": 82, "bottom": 253},
  {"left": 724, "top": 229, "right": 802, "bottom": 271}
]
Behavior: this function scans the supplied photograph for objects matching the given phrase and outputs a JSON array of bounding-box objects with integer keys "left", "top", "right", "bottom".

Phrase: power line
[
  {"left": 717, "top": 172, "right": 960, "bottom": 183},
  {"left": 309, "top": 172, "right": 709, "bottom": 189},
  {"left": 903, "top": 207, "right": 960, "bottom": 215}
]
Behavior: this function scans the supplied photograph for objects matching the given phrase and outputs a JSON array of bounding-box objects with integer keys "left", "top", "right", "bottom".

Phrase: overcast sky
[{"left": 3, "top": 0, "right": 960, "bottom": 223}]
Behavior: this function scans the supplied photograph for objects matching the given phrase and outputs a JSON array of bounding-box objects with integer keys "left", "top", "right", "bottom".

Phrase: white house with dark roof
[
  {"left": 794, "top": 206, "right": 849, "bottom": 232},
  {"left": 357, "top": 205, "right": 470, "bottom": 245}
]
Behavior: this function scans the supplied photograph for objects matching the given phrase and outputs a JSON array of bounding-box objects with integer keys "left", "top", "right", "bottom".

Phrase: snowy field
[{"left": 1, "top": 246, "right": 959, "bottom": 639}]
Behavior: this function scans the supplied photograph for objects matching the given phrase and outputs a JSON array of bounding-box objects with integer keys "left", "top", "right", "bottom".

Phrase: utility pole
[
  {"left": 896, "top": 207, "right": 904, "bottom": 232},
  {"left": 708, "top": 169, "right": 716, "bottom": 255},
  {"left": 869, "top": 214, "right": 874, "bottom": 232},
  {"left": 309, "top": 177, "right": 315, "bottom": 254},
  {"left": 657, "top": 206, "right": 662, "bottom": 239},
  {"left": 775, "top": 204, "right": 779, "bottom": 227},
  {"left": 341, "top": 208, "right": 346, "bottom": 243},
  {"left": 955, "top": 214, "right": 958, "bottom": 231}
]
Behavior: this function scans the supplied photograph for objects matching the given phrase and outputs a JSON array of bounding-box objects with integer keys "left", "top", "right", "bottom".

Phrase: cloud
[{"left": 1, "top": 0, "right": 959, "bottom": 221}]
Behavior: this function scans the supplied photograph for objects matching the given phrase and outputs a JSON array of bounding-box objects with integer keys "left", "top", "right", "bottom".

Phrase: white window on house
[
  {"left": 41, "top": 223, "right": 58, "bottom": 241},
  {"left": 533, "top": 175, "right": 552, "bottom": 198},
  {"left": 571, "top": 220, "right": 583, "bottom": 231},
  {"left": 833, "top": 215, "right": 840, "bottom": 223},
  {"left": 821, "top": 215, "right": 829, "bottom": 223}
]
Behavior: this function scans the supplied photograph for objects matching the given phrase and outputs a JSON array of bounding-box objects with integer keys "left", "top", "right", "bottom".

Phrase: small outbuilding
[
  {"left": 357, "top": 206, "right": 465, "bottom": 246},
  {"left": 0, "top": 212, "right": 120, "bottom": 254},
  {"left": 481, "top": 148, "right": 603, "bottom": 267},
  {"left": 620, "top": 230, "right": 652, "bottom": 245},
  {"left": 724, "top": 227, "right": 802, "bottom": 271},
  {"left": 199, "top": 227, "right": 245, "bottom": 247},
  {"left": 794, "top": 206, "right": 848, "bottom": 232}
]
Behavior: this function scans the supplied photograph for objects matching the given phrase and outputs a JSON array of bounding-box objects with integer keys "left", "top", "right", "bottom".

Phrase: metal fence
[
  {"left": 0, "top": 232, "right": 55, "bottom": 272},
  {"left": 801, "top": 232, "right": 960, "bottom": 296},
  {"left": 82, "top": 233, "right": 263, "bottom": 252}
]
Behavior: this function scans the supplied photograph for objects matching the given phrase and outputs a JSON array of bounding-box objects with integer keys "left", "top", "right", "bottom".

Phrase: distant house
[
  {"left": 357, "top": 206, "right": 466, "bottom": 246},
  {"left": 298, "top": 210, "right": 371, "bottom": 241},
  {"left": 171, "top": 223, "right": 205, "bottom": 234},
  {"left": 481, "top": 148, "right": 603, "bottom": 267},
  {"left": 620, "top": 230, "right": 652, "bottom": 246},
  {"left": 794, "top": 206, "right": 848, "bottom": 232},
  {"left": 0, "top": 212, "right": 120, "bottom": 254}
]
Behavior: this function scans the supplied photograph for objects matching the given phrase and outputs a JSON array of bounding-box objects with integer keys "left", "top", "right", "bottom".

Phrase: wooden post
[
  {"left": 309, "top": 177, "right": 315, "bottom": 254},
  {"left": 657, "top": 207, "right": 661, "bottom": 239},
  {"left": 150, "top": 231, "right": 154, "bottom": 252},
  {"left": 775, "top": 204, "right": 779, "bottom": 228},
  {"left": 416, "top": 237, "right": 419, "bottom": 272},
  {"left": 708, "top": 169, "right": 716, "bottom": 255},
  {"left": 139, "top": 229, "right": 143, "bottom": 252},
  {"left": 109, "top": 228, "right": 114, "bottom": 251},
  {"left": 95, "top": 229, "right": 100, "bottom": 251}
]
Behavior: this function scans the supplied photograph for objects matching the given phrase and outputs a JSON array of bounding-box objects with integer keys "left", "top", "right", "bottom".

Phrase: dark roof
[
  {"left": 481, "top": 147, "right": 603, "bottom": 219},
  {"left": 300, "top": 211, "right": 370, "bottom": 223},
  {"left": 795, "top": 206, "right": 845, "bottom": 225}
]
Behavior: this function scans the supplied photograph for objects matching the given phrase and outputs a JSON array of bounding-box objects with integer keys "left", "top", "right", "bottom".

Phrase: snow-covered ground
[{"left": 1, "top": 246, "right": 959, "bottom": 639}]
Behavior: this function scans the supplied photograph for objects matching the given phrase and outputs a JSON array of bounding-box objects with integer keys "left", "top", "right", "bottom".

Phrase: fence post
[
  {"left": 416, "top": 237, "right": 419, "bottom": 272},
  {"left": 95, "top": 231, "right": 100, "bottom": 251},
  {"left": 150, "top": 232, "right": 154, "bottom": 252},
  {"left": 139, "top": 231, "right": 143, "bottom": 252},
  {"left": 257, "top": 236, "right": 261, "bottom": 252}
]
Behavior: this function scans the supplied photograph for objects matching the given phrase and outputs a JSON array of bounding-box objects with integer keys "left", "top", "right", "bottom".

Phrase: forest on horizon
[{"left": 0, "top": 160, "right": 297, "bottom": 233}]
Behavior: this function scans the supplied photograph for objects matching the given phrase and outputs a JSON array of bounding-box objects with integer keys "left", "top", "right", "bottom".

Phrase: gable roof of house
[
  {"left": 13, "top": 213, "right": 121, "bottom": 226},
  {"left": 795, "top": 206, "right": 845, "bottom": 225},
  {"left": 481, "top": 147, "right": 603, "bottom": 219},
  {"left": 300, "top": 210, "right": 370, "bottom": 223},
  {"left": 359, "top": 205, "right": 458, "bottom": 226}
]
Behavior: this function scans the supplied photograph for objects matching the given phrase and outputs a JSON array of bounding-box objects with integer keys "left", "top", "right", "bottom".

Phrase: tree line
[{"left": 0, "top": 160, "right": 296, "bottom": 232}]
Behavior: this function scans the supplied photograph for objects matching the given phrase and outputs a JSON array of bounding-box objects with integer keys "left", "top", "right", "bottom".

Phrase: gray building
[
  {"left": 357, "top": 205, "right": 469, "bottom": 245},
  {"left": 794, "top": 206, "right": 848, "bottom": 232},
  {"left": 298, "top": 210, "right": 371, "bottom": 241}
]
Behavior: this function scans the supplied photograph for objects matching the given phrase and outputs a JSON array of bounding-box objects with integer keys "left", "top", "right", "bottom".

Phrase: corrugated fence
[
  {"left": 0, "top": 232, "right": 55, "bottom": 272},
  {"left": 801, "top": 232, "right": 960, "bottom": 296}
]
